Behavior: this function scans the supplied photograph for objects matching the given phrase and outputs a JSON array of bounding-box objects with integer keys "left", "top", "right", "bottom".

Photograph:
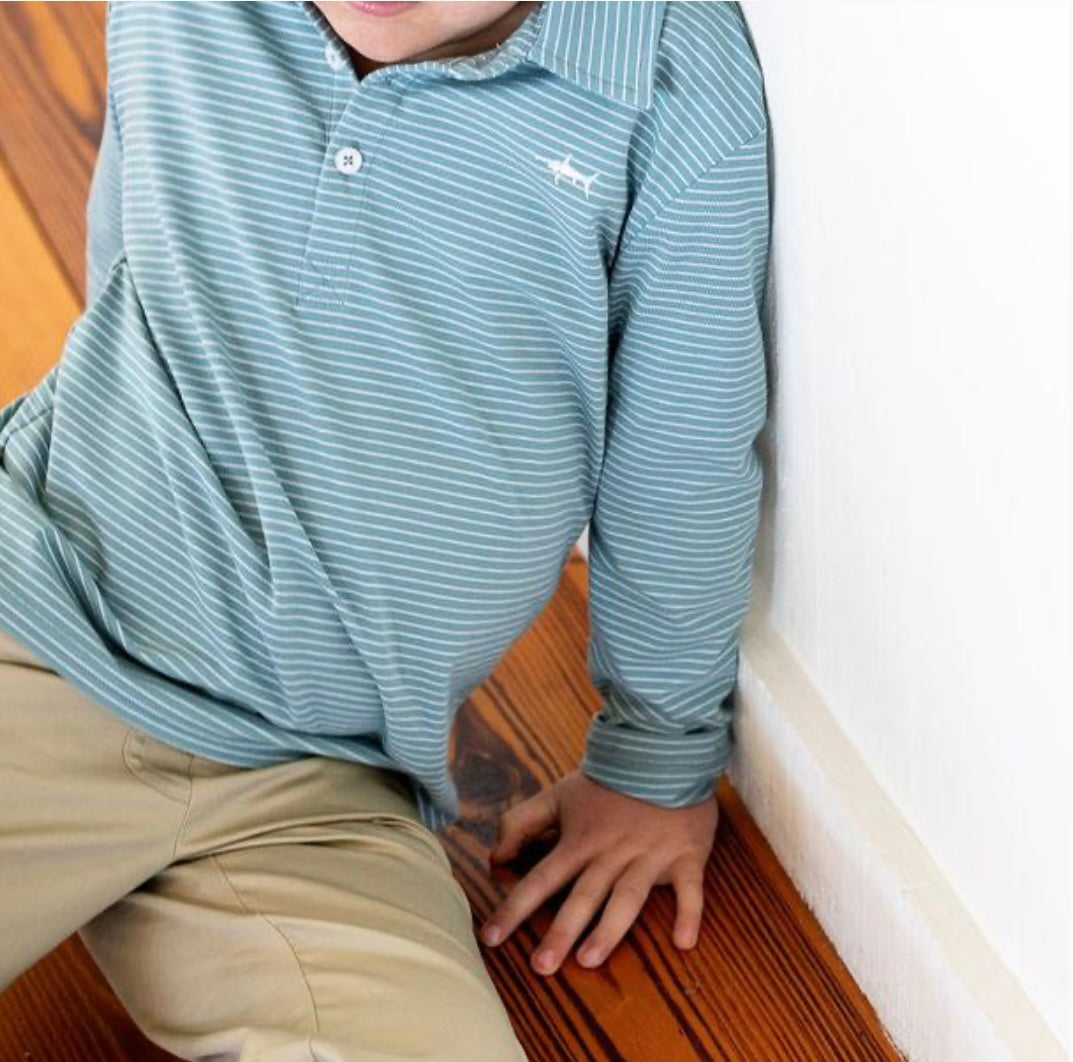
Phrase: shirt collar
[
  {"left": 302, "top": 1, "right": 666, "bottom": 112},
  {"left": 525, "top": 1, "right": 667, "bottom": 111}
]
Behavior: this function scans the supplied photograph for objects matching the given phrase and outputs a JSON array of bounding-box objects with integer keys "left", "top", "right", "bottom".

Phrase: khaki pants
[{"left": 0, "top": 627, "right": 527, "bottom": 1061}]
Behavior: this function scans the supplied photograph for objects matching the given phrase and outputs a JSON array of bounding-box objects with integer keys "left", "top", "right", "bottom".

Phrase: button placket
[
  {"left": 295, "top": 80, "right": 402, "bottom": 308},
  {"left": 295, "top": 0, "right": 545, "bottom": 311}
]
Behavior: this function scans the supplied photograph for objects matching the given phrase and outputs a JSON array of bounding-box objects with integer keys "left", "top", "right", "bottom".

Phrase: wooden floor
[{"left": 0, "top": 5, "right": 905, "bottom": 1060}]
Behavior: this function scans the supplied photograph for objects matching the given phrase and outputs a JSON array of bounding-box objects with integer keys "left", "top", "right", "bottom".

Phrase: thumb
[{"left": 488, "top": 788, "right": 558, "bottom": 863}]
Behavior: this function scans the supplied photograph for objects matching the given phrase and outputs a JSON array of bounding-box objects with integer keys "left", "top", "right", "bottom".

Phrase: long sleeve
[
  {"left": 579, "top": 127, "right": 771, "bottom": 809},
  {"left": 84, "top": 3, "right": 124, "bottom": 306}
]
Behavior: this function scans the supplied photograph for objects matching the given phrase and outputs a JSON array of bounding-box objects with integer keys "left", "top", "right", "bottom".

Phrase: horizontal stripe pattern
[{"left": 0, "top": 0, "right": 769, "bottom": 833}]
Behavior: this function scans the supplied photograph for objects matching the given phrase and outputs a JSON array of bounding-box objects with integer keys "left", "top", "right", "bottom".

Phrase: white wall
[{"left": 740, "top": 0, "right": 1070, "bottom": 1048}]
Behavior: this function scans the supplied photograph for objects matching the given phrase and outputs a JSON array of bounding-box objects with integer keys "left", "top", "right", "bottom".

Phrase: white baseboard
[
  {"left": 731, "top": 602, "right": 1065, "bottom": 1062},
  {"left": 573, "top": 526, "right": 1062, "bottom": 1061}
]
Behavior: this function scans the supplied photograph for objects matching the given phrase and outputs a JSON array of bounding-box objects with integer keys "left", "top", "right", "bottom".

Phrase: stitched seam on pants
[
  {"left": 122, "top": 729, "right": 195, "bottom": 809},
  {"left": 121, "top": 729, "right": 184, "bottom": 805},
  {"left": 209, "top": 853, "right": 322, "bottom": 1060},
  {"left": 170, "top": 752, "right": 197, "bottom": 863}
]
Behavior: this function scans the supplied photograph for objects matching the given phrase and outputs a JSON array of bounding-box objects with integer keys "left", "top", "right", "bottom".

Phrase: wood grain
[
  {"left": 0, "top": 153, "right": 80, "bottom": 406},
  {"left": 0, "top": 4, "right": 906, "bottom": 1060},
  {"left": 0, "top": 0, "right": 104, "bottom": 304}
]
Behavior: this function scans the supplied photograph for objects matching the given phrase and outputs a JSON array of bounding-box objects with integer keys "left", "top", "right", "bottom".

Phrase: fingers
[
  {"left": 528, "top": 859, "right": 621, "bottom": 975},
  {"left": 488, "top": 787, "right": 558, "bottom": 864},
  {"left": 670, "top": 859, "right": 705, "bottom": 949},
  {"left": 480, "top": 776, "right": 716, "bottom": 976},
  {"left": 573, "top": 858, "right": 657, "bottom": 969},
  {"left": 482, "top": 852, "right": 703, "bottom": 974},
  {"left": 480, "top": 842, "right": 586, "bottom": 950}
]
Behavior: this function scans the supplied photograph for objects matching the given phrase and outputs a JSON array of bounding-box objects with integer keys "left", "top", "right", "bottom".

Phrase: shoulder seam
[{"left": 613, "top": 125, "right": 768, "bottom": 268}]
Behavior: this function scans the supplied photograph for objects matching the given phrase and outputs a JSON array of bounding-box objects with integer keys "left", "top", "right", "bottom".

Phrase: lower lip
[{"left": 345, "top": 1, "right": 420, "bottom": 16}]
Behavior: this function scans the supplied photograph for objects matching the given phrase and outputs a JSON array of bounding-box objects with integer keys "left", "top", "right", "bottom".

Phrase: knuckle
[
  {"left": 677, "top": 865, "right": 705, "bottom": 888},
  {"left": 566, "top": 884, "right": 603, "bottom": 909},
  {"left": 529, "top": 861, "right": 567, "bottom": 895},
  {"left": 613, "top": 880, "right": 649, "bottom": 906},
  {"left": 613, "top": 865, "right": 657, "bottom": 904},
  {"left": 675, "top": 854, "right": 706, "bottom": 880}
]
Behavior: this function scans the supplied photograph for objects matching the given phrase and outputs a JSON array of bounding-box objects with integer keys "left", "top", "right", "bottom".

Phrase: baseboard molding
[{"left": 731, "top": 602, "right": 1065, "bottom": 1062}]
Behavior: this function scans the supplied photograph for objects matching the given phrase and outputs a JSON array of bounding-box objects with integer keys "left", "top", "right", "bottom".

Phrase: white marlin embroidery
[{"left": 535, "top": 153, "right": 601, "bottom": 199}]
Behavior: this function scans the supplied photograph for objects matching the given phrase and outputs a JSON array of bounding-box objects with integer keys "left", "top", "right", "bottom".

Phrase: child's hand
[{"left": 479, "top": 770, "right": 718, "bottom": 976}]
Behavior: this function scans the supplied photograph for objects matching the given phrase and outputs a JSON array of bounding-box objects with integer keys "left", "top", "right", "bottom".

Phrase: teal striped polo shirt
[{"left": 0, "top": 0, "right": 769, "bottom": 833}]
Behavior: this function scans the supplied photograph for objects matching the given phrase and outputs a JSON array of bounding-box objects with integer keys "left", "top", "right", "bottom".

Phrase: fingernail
[
  {"left": 482, "top": 925, "right": 503, "bottom": 946},
  {"left": 533, "top": 948, "right": 556, "bottom": 972},
  {"left": 577, "top": 945, "right": 598, "bottom": 966}
]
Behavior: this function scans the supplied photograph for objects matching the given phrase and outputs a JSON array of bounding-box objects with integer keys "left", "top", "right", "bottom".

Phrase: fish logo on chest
[{"left": 534, "top": 153, "right": 601, "bottom": 199}]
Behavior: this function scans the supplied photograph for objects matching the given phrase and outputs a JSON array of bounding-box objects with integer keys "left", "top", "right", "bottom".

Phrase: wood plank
[
  {"left": 0, "top": 1, "right": 106, "bottom": 305},
  {"left": 0, "top": 153, "right": 79, "bottom": 407},
  {"left": 452, "top": 556, "right": 906, "bottom": 1061},
  {"left": 0, "top": 2, "right": 906, "bottom": 1059}
]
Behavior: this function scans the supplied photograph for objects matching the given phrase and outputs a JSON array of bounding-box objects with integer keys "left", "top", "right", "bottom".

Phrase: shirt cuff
[{"left": 579, "top": 706, "right": 731, "bottom": 809}]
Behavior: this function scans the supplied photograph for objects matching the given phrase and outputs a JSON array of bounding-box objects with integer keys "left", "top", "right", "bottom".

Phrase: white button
[
  {"left": 324, "top": 41, "right": 347, "bottom": 72},
  {"left": 334, "top": 146, "right": 363, "bottom": 175}
]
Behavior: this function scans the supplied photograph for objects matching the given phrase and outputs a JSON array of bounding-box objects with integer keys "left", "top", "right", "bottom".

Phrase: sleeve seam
[{"left": 614, "top": 125, "right": 768, "bottom": 266}]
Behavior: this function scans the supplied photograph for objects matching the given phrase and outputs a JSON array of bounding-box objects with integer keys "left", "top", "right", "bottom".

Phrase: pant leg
[
  {"left": 0, "top": 626, "right": 192, "bottom": 989},
  {"left": 77, "top": 728, "right": 530, "bottom": 1061}
]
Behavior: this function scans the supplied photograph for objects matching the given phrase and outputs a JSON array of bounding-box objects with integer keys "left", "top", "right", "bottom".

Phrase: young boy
[{"left": 0, "top": 1, "right": 769, "bottom": 1058}]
